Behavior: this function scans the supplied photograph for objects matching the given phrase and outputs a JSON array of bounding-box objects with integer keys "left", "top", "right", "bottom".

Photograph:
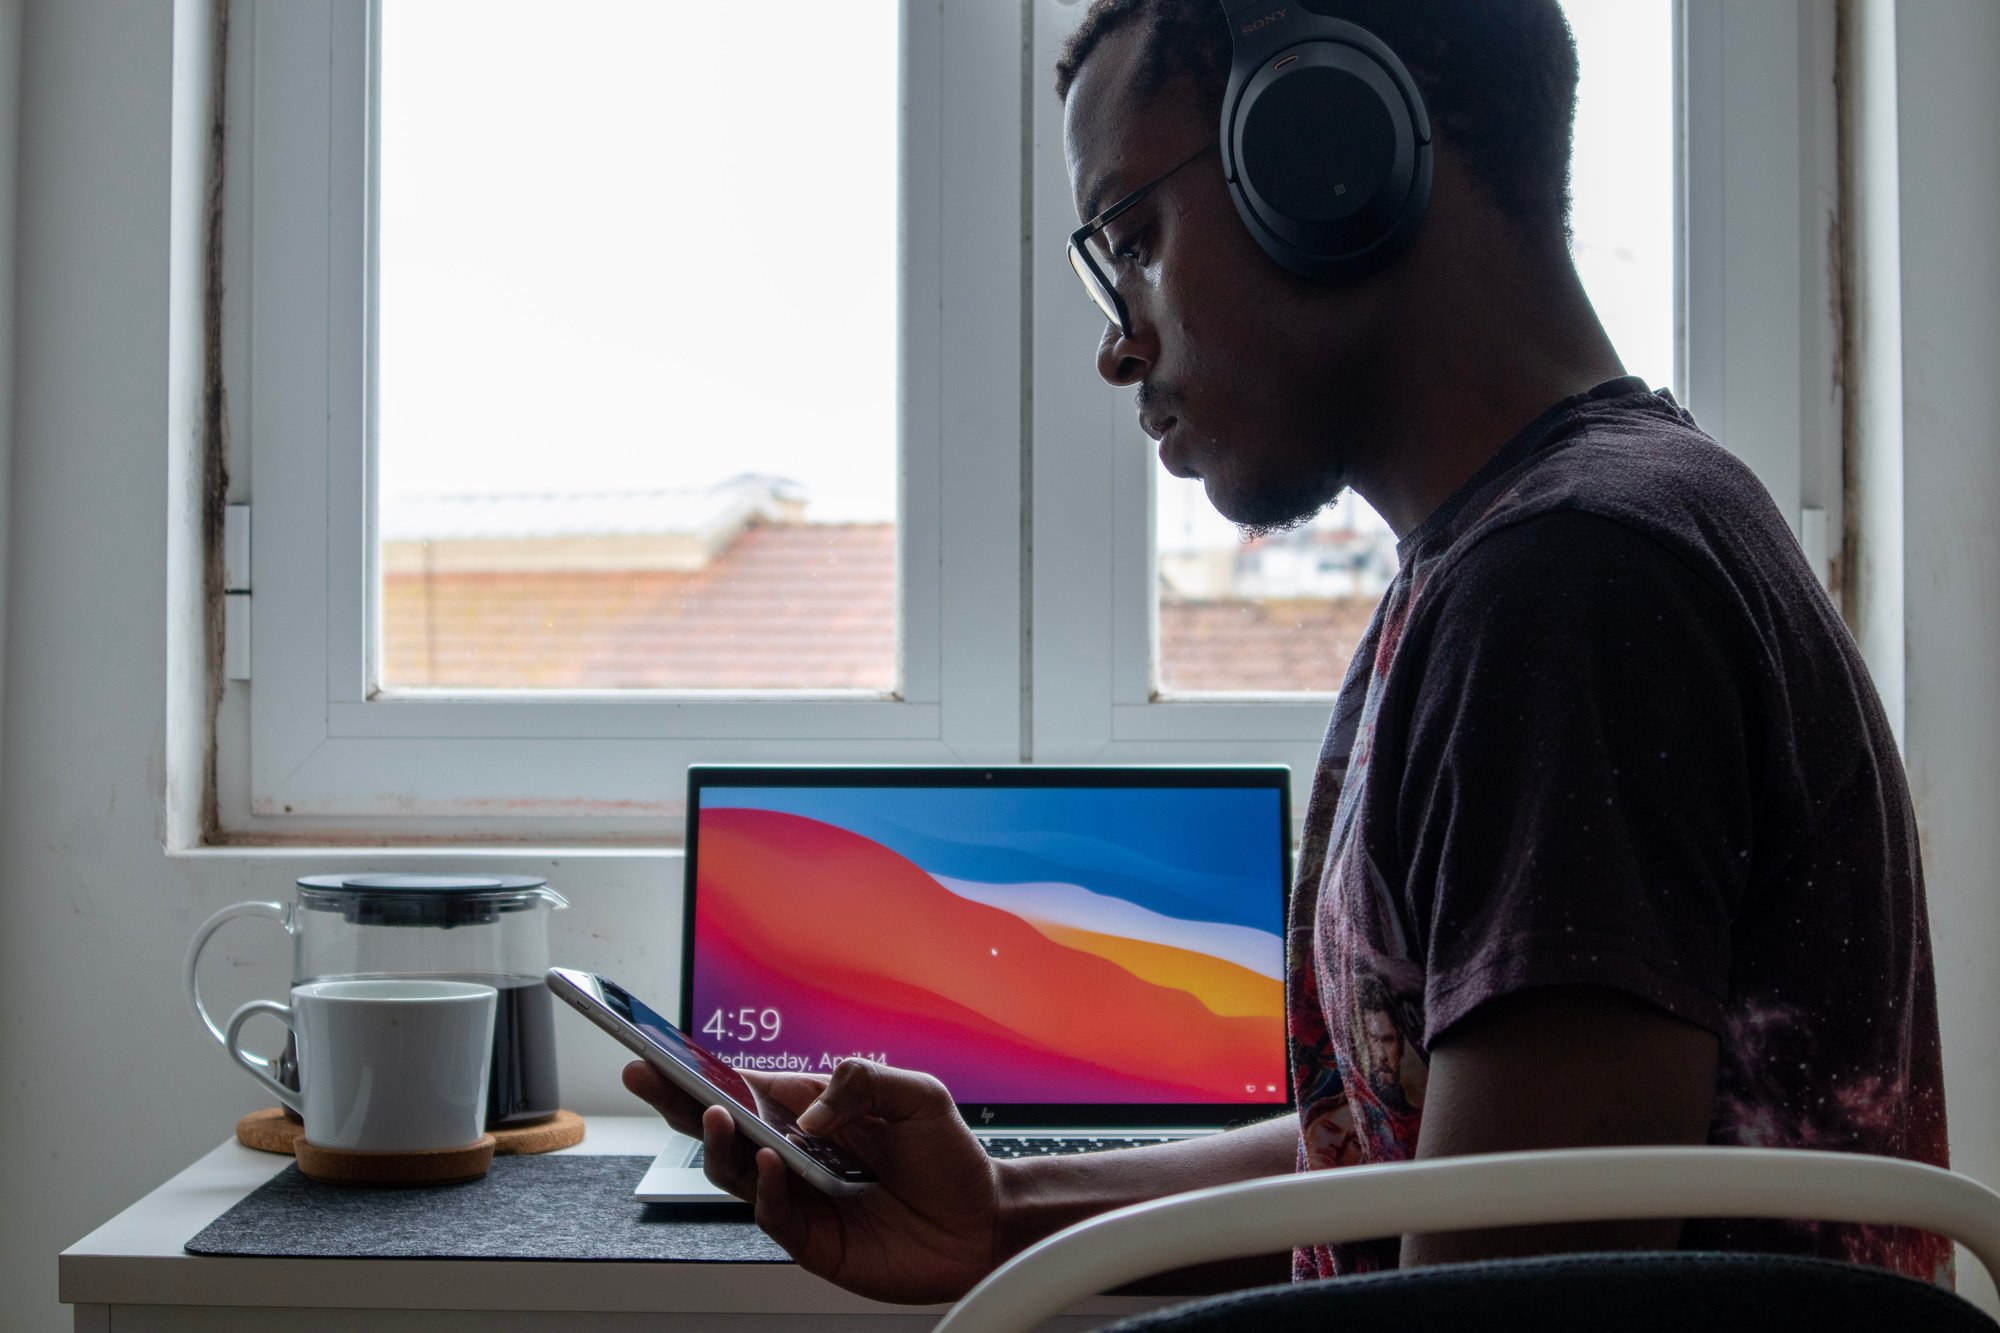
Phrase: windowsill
[{"left": 169, "top": 843, "right": 686, "bottom": 862}]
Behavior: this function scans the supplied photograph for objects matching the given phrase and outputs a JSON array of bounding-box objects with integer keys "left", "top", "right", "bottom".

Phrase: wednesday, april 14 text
[{"left": 720, "top": 1050, "right": 890, "bottom": 1073}]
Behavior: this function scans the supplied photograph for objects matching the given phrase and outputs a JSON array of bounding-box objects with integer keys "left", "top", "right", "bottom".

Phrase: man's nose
[{"left": 1095, "top": 318, "right": 1154, "bottom": 388}]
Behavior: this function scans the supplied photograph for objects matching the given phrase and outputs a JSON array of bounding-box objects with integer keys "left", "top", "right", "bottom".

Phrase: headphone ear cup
[{"left": 1225, "top": 39, "right": 1431, "bottom": 281}]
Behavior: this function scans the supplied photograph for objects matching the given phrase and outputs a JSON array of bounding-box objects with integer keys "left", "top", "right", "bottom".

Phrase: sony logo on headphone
[{"left": 1241, "top": 7, "right": 1288, "bottom": 35}]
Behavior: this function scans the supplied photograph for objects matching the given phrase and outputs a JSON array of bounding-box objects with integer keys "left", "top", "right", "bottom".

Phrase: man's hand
[{"left": 623, "top": 1057, "right": 1005, "bottom": 1305}]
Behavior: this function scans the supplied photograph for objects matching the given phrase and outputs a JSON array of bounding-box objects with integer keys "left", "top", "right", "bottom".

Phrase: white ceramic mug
[{"left": 225, "top": 979, "right": 497, "bottom": 1153}]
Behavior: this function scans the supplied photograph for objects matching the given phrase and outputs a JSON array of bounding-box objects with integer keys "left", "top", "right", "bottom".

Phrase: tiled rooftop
[
  {"left": 1158, "top": 594, "right": 1374, "bottom": 695},
  {"left": 382, "top": 522, "right": 1374, "bottom": 694},
  {"left": 383, "top": 524, "right": 898, "bottom": 690}
]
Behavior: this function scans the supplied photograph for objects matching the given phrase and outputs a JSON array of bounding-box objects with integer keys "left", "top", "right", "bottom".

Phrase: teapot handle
[{"left": 185, "top": 900, "right": 293, "bottom": 1070}]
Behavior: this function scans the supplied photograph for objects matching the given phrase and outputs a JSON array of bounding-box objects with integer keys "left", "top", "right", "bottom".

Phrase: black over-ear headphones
[{"left": 1219, "top": 1, "right": 1433, "bottom": 281}]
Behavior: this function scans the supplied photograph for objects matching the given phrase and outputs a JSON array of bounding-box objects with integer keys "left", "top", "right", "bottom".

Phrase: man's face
[
  {"left": 1363, "top": 1008, "right": 1403, "bottom": 1089},
  {"left": 1063, "top": 28, "right": 1390, "bottom": 532},
  {"left": 1302, "top": 1106, "right": 1353, "bottom": 1168}
]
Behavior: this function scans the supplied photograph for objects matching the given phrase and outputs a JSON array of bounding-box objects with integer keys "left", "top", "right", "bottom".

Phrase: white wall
[
  {"left": 1896, "top": 0, "right": 2000, "bottom": 1313},
  {"left": 0, "top": 13, "right": 675, "bottom": 1331},
  {"left": 1, "top": 2, "right": 1998, "bottom": 1331}
]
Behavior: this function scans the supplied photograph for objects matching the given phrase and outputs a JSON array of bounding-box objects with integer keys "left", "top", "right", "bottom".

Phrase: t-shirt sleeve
[{"left": 1385, "top": 508, "right": 1757, "bottom": 1047}]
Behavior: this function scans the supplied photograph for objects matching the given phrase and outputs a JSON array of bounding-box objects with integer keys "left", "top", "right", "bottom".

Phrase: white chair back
[{"left": 935, "top": 1147, "right": 2000, "bottom": 1333}]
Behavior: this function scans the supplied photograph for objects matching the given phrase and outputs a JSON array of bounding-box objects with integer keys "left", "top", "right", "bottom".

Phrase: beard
[
  {"left": 1230, "top": 473, "right": 1349, "bottom": 542},
  {"left": 1236, "top": 502, "right": 1330, "bottom": 543},
  {"left": 1137, "top": 379, "right": 1351, "bottom": 540}
]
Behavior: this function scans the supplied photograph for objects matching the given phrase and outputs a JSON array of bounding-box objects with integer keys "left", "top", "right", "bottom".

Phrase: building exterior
[{"left": 381, "top": 479, "right": 1383, "bottom": 695}]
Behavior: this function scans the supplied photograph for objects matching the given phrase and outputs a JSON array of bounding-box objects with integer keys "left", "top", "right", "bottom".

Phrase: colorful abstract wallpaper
[{"left": 690, "top": 786, "right": 1287, "bottom": 1104}]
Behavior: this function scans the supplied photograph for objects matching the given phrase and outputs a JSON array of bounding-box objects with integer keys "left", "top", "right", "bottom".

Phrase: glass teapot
[{"left": 186, "top": 873, "right": 568, "bottom": 1126}]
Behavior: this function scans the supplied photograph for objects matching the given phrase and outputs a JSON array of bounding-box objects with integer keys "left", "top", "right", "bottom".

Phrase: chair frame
[{"left": 934, "top": 1147, "right": 2000, "bottom": 1333}]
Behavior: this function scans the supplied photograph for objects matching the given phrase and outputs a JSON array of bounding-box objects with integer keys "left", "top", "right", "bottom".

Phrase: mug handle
[
  {"left": 185, "top": 900, "right": 292, "bottom": 1070},
  {"left": 224, "top": 998, "right": 304, "bottom": 1115}
]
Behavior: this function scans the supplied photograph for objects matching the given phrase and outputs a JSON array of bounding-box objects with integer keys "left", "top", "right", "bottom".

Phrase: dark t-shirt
[{"left": 1286, "top": 377, "right": 1950, "bottom": 1283}]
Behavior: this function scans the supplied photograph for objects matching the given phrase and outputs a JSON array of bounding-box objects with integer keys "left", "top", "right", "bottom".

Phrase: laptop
[{"left": 637, "top": 764, "right": 1294, "bottom": 1202}]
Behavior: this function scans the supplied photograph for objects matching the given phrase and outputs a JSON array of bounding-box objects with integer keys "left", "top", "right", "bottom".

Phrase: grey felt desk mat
[{"left": 185, "top": 1155, "right": 789, "bottom": 1262}]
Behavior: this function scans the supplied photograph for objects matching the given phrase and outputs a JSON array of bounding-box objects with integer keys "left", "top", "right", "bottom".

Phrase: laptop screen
[{"left": 683, "top": 766, "right": 1293, "bottom": 1128}]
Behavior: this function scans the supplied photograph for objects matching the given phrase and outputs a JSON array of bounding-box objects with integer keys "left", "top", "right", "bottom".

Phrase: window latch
[{"left": 224, "top": 504, "right": 250, "bottom": 681}]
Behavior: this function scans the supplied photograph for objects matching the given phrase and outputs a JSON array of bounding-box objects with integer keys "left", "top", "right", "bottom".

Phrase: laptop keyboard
[
  {"left": 688, "top": 1134, "right": 1192, "bottom": 1169},
  {"left": 981, "top": 1135, "right": 1192, "bottom": 1158}
]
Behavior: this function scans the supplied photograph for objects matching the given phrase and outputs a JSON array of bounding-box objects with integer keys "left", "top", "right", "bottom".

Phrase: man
[
  {"left": 1350, "top": 973, "right": 1423, "bottom": 1160},
  {"left": 628, "top": 0, "right": 1949, "bottom": 1301}
]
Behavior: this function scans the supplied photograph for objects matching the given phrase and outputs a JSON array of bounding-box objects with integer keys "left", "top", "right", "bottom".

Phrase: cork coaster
[
  {"left": 491, "top": 1108, "right": 586, "bottom": 1154},
  {"left": 237, "top": 1107, "right": 585, "bottom": 1158},
  {"left": 236, "top": 1107, "right": 308, "bottom": 1155},
  {"left": 295, "top": 1134, "right": 497, "bottom": 1187}
]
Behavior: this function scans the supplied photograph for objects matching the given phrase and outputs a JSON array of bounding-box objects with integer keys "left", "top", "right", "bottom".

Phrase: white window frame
[
  {"left": 220, "top": 0, "right": 1838, "bottom": 841},
  {"left": 220, "top": 1, "right": 1023, "bottom": 839},
  {"left": 1680, "top": 0, "right": 1841, "bottom": 577}
]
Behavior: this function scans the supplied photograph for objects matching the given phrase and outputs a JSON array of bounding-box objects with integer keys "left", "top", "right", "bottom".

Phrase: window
[
  {"left": 374, "top": 2, "right": 900, "bottom": 694},
  {"left": 225, "top": 1, "right": 1023, "bottom": 837},
  {"left": 220, "top": 0, "right": 1836, "bottom": 840}
]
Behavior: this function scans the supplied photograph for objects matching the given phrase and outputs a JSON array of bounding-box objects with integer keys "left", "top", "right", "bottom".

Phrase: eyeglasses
[{"left": 1066, "top": 141, "right": 1218, "bottom": 338}]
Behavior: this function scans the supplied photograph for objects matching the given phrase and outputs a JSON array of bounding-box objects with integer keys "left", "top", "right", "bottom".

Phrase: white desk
[{"left": 60, "top": 1116, "right": 1169, "bottom": 1332}]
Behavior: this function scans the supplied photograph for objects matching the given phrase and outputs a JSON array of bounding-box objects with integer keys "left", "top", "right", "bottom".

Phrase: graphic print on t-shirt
[{"left": 1290, "top": 554, "right": 1436, "bottom": 1277}]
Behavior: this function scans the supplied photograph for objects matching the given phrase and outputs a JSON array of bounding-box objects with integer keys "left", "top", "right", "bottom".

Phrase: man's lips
[
  {"left": 1152, "top": 420, "right": 1200, "bottom": 479},
  {"left": 1139, "top": 400, "right": 1198, "bottom": 476}
]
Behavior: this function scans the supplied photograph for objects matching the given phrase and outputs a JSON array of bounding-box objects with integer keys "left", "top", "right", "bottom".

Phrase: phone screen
[{"left": 595, "top": 975, "right": 875, "bottom": 1184}]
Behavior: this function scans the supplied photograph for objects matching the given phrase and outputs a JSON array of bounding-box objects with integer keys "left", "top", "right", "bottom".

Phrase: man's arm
[
  {"left": 628, "top": 1057, "right": 1300, "bottom": 1302},
  {"left": 997, "top": 1113, "right": 1302, "bottom": 1291},
  {"left": 1013, "top": 982, "right": 1718, "bottom": 1280},
  {"left": 996, "top": 1113, "right": 1299, "bottom": 1252},
  {"left": 1402, "top": 984, "right": 1720, "bottom": 1267}
]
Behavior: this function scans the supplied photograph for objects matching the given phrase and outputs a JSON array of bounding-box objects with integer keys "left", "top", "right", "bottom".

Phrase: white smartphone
[{"left": 545, "top": 966, "right": 878, "bottom": 1196}]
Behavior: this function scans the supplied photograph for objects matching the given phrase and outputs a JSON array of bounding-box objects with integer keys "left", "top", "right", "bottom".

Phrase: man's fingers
[
  {"left": 795, "top": 1059, "right": 955, "bottom": 1136},
  {"left": 623, "top": 1061, "right": 767, "bottom": 1201},
  {"left": 758, "top": 1072, "right": 833, "bottom": 1115},
  {"left": 698, "top": 1104, "right": 761, "bottom": 1200},
  {"left": 751, "top": 1146, "right": 813, "bottom": 1262},
  {"left": 622, "top": 1060, "right": 705, "bottom": 1136}
]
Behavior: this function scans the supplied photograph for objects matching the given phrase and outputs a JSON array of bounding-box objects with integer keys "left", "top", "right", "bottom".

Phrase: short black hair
[{"left": 1054, "top": 0, "right": 1581, "bottom": 236}]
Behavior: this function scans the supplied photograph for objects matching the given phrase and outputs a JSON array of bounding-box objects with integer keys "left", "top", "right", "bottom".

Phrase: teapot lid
[{"left": 296, "top": 873, "right": 559, "bottom": 928}]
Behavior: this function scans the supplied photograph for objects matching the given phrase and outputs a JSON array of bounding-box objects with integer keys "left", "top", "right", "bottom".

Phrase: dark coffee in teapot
[{"left": 483, "top": 974, "right": 561, "bottom": 1125}]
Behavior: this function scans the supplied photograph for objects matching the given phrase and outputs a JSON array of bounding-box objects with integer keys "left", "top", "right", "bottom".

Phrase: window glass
[
  {"left": 1154, "top": 0, "right": 1675, "bottom": 696},
  {"left": 374, "top": 1, "right": 899, "bottom": 691}
]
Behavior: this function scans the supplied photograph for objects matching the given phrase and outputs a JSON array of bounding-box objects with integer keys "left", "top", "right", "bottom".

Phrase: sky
[
  {"left": 376, "top": 1, "right": 900, "bottom": 521},
  {"left": 379, "top": 1, "right": 1673, "bottom": 549}
]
